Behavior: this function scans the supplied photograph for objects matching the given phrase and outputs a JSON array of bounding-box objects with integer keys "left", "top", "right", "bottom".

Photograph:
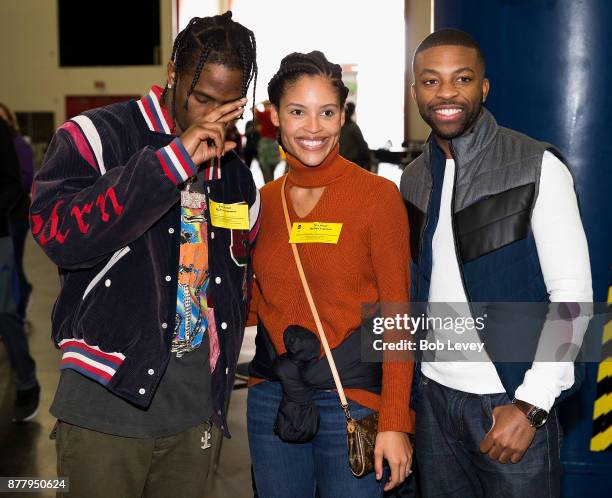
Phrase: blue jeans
[
  {"left": 415, "top": 375, "right": 562, "bottom": 498},
  {"left": 0, "top": 236, "right": 36, "bottom": 391},
  {"left": 247, "top": 381, "right": 387, "bottom": 498},
  {"left": 10, "top": 219, "right": 32, "bottom": 319}
]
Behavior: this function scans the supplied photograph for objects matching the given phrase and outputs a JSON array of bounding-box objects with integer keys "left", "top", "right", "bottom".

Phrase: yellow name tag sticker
[
  {"left": 289, "top": 222, "right": 343, "bottom": 244},
  {"left": 209, "top": 199, "right": 249, "bottom": 230}
]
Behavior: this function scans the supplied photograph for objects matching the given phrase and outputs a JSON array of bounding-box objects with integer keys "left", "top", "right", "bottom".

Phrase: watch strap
[
  {"left": 512, "top": 398, "right": 548, "bottom": 427},
  {"left": 512, "top": 398, "right": 535, "bottom": 417}
]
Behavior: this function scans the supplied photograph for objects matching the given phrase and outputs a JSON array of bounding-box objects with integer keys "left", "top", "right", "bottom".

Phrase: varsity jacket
[
  {"left": 400, "top": 108, "right": 583, "bottom": 405},
  {"left": 31, "top": 86, "right": 261, "bottom": 436}
]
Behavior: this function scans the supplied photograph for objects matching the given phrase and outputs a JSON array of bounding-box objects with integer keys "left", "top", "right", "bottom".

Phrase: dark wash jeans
[
  {"left": 247, "top": 381, "right": 388, "bottom": 498},
  {"left": 10, "top": 219, "right": 32, "bottom": 319},
  {"left": 0, "top": 236, "right": 36, "bottom": 391},
  {"left": 415, "top": 375, "right": 562, "bottom": 498}
]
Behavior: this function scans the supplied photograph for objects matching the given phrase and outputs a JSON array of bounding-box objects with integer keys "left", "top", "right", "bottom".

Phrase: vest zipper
[
  {"left": 416, "top": 143, "right": 433, "bottom": 299},
  {"left": 449, "top": 142, "right": 474, "bottom": 318}
]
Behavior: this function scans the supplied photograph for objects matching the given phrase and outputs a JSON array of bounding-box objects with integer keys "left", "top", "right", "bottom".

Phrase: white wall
[
  {"left": 228, "top": 0, "right": 406, "bottom": 149},
  {"left": 177, "top": 0, "right": 220, "bottom": 36},
  {"left": 0, "top": 0, "right": 173, "bottom": 127}
]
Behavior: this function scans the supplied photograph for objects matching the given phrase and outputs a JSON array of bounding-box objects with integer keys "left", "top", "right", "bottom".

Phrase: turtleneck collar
[{"left": 286, "top": 144, "right": 349, "bottom": 188}]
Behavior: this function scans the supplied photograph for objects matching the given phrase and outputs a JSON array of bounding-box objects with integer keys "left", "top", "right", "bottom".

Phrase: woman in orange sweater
[{"left": 247, "top": 51, "right": 413, "bottom": 497}]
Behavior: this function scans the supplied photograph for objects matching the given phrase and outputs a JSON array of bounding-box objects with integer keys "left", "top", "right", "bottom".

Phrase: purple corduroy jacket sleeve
[{"left": 30, "top": 121, "right": 196, "bottom": 270}]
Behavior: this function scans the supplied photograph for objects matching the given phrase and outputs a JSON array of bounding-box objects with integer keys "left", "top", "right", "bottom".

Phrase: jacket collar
[
  {"left": 423, "top": 108, "right": 499, "bottom": 166},
  {"left": 137, "top": 86, "right": 222, "bottom": 180},
  {"left": 137, "top": 86, "right": 174, "bottom": 135}
]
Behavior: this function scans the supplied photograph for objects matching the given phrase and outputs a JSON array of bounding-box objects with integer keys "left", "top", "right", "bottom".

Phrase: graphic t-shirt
[
  {"left": 50, "top": 177, "right": 214, "bottom": 438},
  {"left": 173, "top": 198, "right": 210, "bottom": 356}
]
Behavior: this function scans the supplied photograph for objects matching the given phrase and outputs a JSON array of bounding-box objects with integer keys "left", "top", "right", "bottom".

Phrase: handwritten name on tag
[
  {"left": 289, "top": 222, "right": 343, "bottom": 244},
  {"left": 209, "top": 199, "right": 249, "bottom": 230}
]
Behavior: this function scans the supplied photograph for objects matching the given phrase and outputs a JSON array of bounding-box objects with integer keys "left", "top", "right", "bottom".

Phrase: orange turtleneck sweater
[{"left": 248, "top": 146, "right": 414, "bottom": 433}]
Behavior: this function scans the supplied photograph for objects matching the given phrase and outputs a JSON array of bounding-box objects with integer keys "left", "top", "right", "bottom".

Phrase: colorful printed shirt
[{"left": 173, "top": 184, "right": 211, "bottom": 357}]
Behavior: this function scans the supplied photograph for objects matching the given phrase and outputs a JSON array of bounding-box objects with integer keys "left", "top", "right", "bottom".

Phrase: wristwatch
[{"left": 512, "top": 398, "right": 549, "bottom": 428}]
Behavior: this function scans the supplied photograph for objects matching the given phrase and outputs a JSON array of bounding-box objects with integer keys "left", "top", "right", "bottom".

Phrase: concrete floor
[{"left": 0, "top": 236, "right": 254, "bottom": 498}]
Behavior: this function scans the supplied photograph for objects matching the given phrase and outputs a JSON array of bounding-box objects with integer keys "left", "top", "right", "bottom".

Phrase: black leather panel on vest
[
  {"left": 456, "top": 183, "right": 535, "bottom": 263},
  {"left": 405, "top": 200, "right": 426, "bottom": 263}
]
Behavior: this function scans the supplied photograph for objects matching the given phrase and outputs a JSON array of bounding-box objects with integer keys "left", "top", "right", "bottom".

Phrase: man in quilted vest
[{"left": 401, "top": 29, "right": 592, "bottom": 497}]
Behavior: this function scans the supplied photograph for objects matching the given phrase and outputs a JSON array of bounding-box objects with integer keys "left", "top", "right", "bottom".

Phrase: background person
[
  {"left": 0, "top": 102, "right": 34, "bottom": 319},
  {"left": 339, "top": 101, "right": 372, "bottom": 170},
  {"left": 0, "top": 117, "right": 39, "bottom": 423},
  {"left": 244, "top": 119, "right": 260, "bottom": 169},
  {"left": 255, "top": 100, "right": 281, "bottom": 183}
]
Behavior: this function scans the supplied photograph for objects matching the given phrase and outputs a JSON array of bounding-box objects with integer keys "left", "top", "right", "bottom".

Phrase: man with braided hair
[{"left": 31, "top": 12, "right": 260, "bottom": 497}]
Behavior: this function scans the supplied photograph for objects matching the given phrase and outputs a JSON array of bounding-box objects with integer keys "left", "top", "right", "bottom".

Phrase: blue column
[{"left": 433, "top": 1, "right": 612, "bottom": 496}]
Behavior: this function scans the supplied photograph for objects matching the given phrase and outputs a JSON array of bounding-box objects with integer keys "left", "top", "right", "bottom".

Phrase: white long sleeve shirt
[{"left": 421, "top": 151, "right": 592, "bottom": 411}]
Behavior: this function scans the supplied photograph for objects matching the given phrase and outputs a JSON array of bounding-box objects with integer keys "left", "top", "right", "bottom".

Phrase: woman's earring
[{"left": 168, "top": 84, "right": 172, "bottom": 89}]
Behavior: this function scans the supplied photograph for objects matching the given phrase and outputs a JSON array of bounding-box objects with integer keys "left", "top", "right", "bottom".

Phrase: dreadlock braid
[
  {"left": 161, "top": 17, "right": 197, "bottom": 104},
  {"left": 185, "top": 44, "right": 211, "bottom": 109},
  {"left": 238, "top": 45, "right": 247, "bottom": 96},
  {"left": 161, "top": 11, "right": 258, "bottom": 126},
  {"left": 267, "top": 50, "right": 349, "bottom": 108}
]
